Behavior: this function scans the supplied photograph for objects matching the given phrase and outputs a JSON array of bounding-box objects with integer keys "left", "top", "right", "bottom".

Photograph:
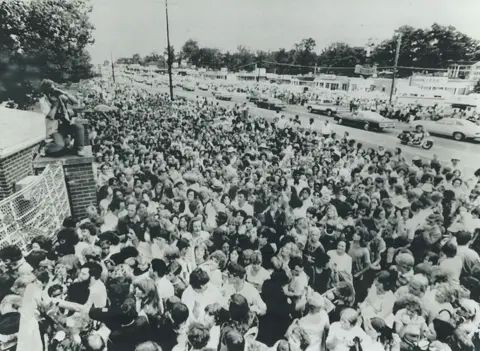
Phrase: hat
[
  {"left": 421, "top": 183, "right": 433, "bottom": 193},
  {"left": 211, "top": 179, "right": 224, "bottom": 192},
  {"left": 391, "top": 196, "right": 410, "bottom": 209},
  {"left": 412, "top": 156, "right": 421, "bottom": 162},
  {"left": 226, "top": 147, "right": 236, "bottom": 153}
]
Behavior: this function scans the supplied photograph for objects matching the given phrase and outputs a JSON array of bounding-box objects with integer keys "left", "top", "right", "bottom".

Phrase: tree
[
  {"left": 292, "top": 38, "right": 317, "bottom": 74},
  {"left": 373, "top": 24, "right": 480, "bottom": 77},
  {"left": 131, "top": 53, "right": 142, "bottom": 65},
  {"left": 0, "top": 0, "right": 96, "bottom": 107},
  {"left": 181, "top": 39, "right": 200, "bottom": 65},
  {"left": 317, "top": 42, "right": 364, "bottom": 75}
]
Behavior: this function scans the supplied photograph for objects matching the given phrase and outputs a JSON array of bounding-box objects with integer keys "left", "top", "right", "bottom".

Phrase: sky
[{"left": 88, "top": 0, "right": 480, "bottom": 63}]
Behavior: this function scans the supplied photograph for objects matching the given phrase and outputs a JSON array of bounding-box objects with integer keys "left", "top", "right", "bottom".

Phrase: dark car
[
  {"left": 254, "top": 98, "right": 285, "bottom": 111},
  {"left": 334, "top": 111, "right": 396, "bottom": 132},
  {"left": 247, "top": 93, "right": 261, "bottom": 102}
]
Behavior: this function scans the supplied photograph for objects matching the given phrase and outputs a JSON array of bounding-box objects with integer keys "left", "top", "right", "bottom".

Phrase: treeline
[{"left": 117, "top": 24, "right": 480, "bottom": 78}]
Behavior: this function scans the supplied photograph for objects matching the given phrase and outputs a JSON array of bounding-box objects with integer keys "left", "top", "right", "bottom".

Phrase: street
[{"left": 122, "top": 77, "right": 480, "bottom": 174}]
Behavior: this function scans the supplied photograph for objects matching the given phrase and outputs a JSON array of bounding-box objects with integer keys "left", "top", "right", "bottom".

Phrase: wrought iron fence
[{"left": 0, "top": 165, "right": 70, "bottom": 252}]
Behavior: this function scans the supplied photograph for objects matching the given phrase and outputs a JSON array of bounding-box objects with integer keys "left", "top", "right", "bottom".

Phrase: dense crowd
[{"left": 3, "top": 78, "right": 480, "bottom": 351}]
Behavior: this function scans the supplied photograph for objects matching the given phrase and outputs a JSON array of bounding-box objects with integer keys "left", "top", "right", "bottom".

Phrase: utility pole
[
  {"left": 314, "top": 63, "right": 317, "bottom": 76},
  {"left": 389, "top": 33, "right": 402, "bottom": 104},
  {"left": 255, "top": 62, "right": 259, "bottom": 82},
  {"left": 165, "top": 0, "right": 174, "bottom": 100},
  {"left": 110, "top": 51, "right": 116, "bottom": 83}
]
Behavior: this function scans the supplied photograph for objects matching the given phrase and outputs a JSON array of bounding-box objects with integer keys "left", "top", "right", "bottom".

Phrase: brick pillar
[
  {"left": 33, "top": 146, "right": 96, "bottom": 220},
  {"left": 0, "top": 144, "right": 40, "bottom": 201}
]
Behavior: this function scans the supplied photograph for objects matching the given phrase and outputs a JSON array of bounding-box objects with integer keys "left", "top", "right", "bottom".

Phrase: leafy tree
[
  {"left": 0, "top": 0, "right": 96, "bottom": 107},
  {"left": 373, "top": 24, "right": 480, "bottom": 77},
  {"left": 317, "top": 42, "right": 364, "bottom": 75},
  {"left": 131, "top": 53, "right": 142, "bottom": 65},
  {"left": 181, "top": 39, "right": 200, "bottom": 65}
]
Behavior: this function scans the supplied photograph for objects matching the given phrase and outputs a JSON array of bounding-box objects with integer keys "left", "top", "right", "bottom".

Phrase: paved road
[{"left": 119, "top": 77, "right": 480, "bottom": 174}]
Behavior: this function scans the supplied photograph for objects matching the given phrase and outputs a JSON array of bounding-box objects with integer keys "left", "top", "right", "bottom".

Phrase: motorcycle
[{"left": 398, "top": 130, "right": 434, "bottom": 150}]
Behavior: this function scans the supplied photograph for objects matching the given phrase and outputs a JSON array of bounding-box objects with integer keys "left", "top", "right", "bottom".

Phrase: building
[
  {"left": 312, "top": 75, "right": 349, "bottom": 91},
  {"left": 409, "top": 75, "right": 475, "bottom": 95},
  {"left": 447, "top": 61, "right": 480, "bottom": 80}
]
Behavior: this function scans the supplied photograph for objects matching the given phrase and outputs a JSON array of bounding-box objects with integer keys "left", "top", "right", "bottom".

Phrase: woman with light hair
[
  {"left": 394, "top": 274, "right": 429, "bottom": 300},
  {"left": 394, "top": 252, "right": 415, "bottom": 289},
  {"left": 288, "top": 292, "right": 330, "bottom": 351},
  {"left": 133, "top": 276, "right": 163, "bottom": 318},
  {"left": 326, "top": 308, "right": 370, "bottom": 351}
]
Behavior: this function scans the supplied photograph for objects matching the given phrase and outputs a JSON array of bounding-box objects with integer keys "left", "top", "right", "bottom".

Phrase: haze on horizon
[{"left": 88, "top": 0, "right": 480, "bottom": 63}]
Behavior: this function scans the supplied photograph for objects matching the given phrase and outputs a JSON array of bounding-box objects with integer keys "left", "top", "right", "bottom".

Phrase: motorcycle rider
[{"left": 411, "top": 125, "right": 429, "bottom": 144}]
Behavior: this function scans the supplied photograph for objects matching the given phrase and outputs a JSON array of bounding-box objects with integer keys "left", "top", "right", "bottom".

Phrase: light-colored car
[
  {"left": 410, "top": 118, "right": 480, "bottom": 141},
  {"left": 334, "top": 111, "right": 395, "bottom": 131},
  {"left": 306, "top": 99, "right": 338, "bottom": 116}
]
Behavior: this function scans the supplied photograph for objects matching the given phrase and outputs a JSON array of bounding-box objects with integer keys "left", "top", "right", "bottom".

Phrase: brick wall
[
  {"left": 33, "top": 147, "right": 95, "bottom": 220},
  {"left": 64, "top": 162, "right": 96, "bottom": 219},
  {"left": 0, "top": 144, "right": 39, "bottom": 201}
]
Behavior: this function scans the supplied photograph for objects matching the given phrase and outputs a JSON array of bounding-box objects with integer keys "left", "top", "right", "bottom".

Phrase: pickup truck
[
  {"left": 306, "top": 99, "right": 338, "bottom": 116},
  {"left": 254, "top": 98, "right": 285, "bottom": 111}
]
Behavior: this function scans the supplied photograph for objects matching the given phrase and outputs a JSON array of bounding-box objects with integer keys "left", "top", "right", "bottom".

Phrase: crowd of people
[{"left": 2, "top": 77, "right": 480, "bottom": 351}]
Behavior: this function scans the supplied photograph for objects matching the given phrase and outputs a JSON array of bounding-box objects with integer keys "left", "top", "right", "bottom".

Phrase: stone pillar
[
  {"left": 33, "top": 146, "right": 96, "bottom": 220},
  {"left": 0, "top": 107, "right": 46, "bottom": 200}
]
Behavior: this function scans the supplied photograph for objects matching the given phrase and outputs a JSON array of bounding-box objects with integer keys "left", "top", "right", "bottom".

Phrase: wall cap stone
[{"left": 33, "top": 146, "right": 93, "bottom": 169}]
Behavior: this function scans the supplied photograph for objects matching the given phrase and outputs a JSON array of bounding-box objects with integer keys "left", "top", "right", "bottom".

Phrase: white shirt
[
  {"left": 101, "top": 212, "right": 118, "bottom": 232},
  {"left": 326, "top": 322, "right": 370, "bottom": 351},
  {"left": 88, "top": 280, "right": 107, "bottom": 308},
  {"left": 231, "top": 201, "right": 254, "bottom": 216},
  {"left": 327, "top": 250, "right": 352, "bottom": 274},
  {"left": 223, "top": 281, "right": 267, "bottom": 315},
  {"left": 245, "top": 265, "right": 271, "bottom": 290},
  {"left": 181, "top": 283, "right": 226, "bottom": 323},
  {"left": 155, "top": 276, "right": 175, "bottom": 301}
]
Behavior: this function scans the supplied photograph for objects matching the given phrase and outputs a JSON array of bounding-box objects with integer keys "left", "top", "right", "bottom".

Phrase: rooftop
[{"left": 0, "top": 107, "right": 46, "bottom": 159}]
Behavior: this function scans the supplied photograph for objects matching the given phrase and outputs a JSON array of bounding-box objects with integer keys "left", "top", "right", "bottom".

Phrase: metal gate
[{"left": 0, "top": 165, "right": 70, "bottom": 251}]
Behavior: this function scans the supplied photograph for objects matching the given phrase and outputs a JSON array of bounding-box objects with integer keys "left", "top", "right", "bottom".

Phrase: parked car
[
  {"left": 247, "top": 93, "right": 261, "bottom": 102},
  {"left": 306, "top": 99, "right": 338, "bottom": 116},
  {"left": 410, "top": 118, "right": 480, "bottom": 141},
  {"left": 214, "top": 91, "right": 233, "bottom": 101},
  {"left": 334, "top": 111, "right": 395, "bottom": 131},
  {"left": 183, "top": 85, "right": 195, "bottom": 92},
  {"left": 198, "top": 84, "right": 209, "bottom": 91},
  {"left": 254, "top": 98, "right": 285, "bottom": 111}
]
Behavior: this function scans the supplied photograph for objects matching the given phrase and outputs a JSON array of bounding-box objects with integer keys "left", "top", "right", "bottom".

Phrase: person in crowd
[{"left": 7, "top": 79, "right": 480, "bottom": 351}]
